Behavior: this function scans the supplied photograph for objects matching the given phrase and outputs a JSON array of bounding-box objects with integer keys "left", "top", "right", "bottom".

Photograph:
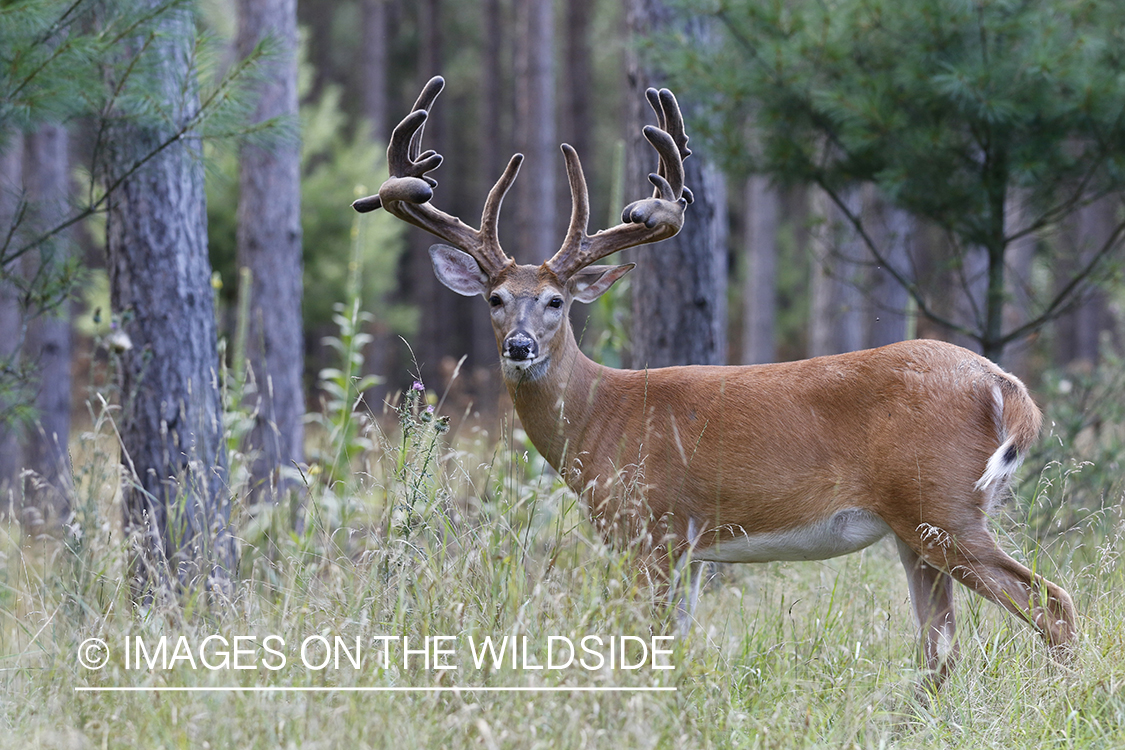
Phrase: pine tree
[
  {"left": 626, "top": 0, "right": 728, "bottom": 368},
  {"left": 665, "top": 0, "right": 1125, "bottom": 364},
  {"left": 101, "top": 0, "right": 237, "bottom": 594},
  {"left": 236, "top": 0, "right": 305, "bottom": 504},
  {"left": 3, "top": 0, "right": 271, "bottom": 592}
]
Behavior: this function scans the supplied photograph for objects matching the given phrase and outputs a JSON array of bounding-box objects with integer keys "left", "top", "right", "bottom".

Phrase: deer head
[{"left": 353, "top": 76, "right": 693, "bottom": 383}]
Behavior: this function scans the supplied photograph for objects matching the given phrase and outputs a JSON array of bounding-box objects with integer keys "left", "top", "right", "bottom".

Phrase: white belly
[{"left": 693, "top": 509, "right": 891, "bottom": 563}]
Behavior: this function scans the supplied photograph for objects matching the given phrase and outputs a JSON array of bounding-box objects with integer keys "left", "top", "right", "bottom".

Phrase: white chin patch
[{"left": 502, "top": 356, "right": 549, "bottom": 380}]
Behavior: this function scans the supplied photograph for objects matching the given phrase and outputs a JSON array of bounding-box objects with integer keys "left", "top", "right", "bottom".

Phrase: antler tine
[
  {"left": 559, "top": 144, "right": 591, "bottom": 244},
  {"left": 540, "top": 144, "right": 595, "bottom": 278},
  {"left": 407, "top": 76, "right": 445, "bottom": 162},
  {"left": 480, "top": 155, "right": 524, "bottom": 235},
  {"left": 562, "top": 145, "right": 592, "bottom": 240},
  {"left": 352, "top": 76, "right": 515, "bottom": 277},
  {"left": 475, "top": 154, "right": 523, "bottom": 274},
  {"left": 647, "top": 88, "right": 692, "bottom": 203},
  {"left": 643, "top": 89, "right": 668, "bottom": 196},
  {"left": 545, "top": 87, "right": 692, "bottom": 279}
]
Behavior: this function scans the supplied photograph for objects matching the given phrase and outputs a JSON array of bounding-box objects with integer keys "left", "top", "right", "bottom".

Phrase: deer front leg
[
  {"left": 666, "top": 517, "right": 706, "bottom": 637},
  {"left": 896, "top": 536, "right": 958, "bottom": 692}
]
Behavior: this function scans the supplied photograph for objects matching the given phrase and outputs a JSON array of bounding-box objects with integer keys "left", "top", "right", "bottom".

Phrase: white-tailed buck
[{"left": 355, "top": 76, "right": 1076, "bottom": 689}]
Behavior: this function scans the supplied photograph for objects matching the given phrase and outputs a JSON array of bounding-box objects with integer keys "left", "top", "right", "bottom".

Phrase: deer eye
[
  {"left": 547, "top": 297, "right": 563, "bottom": 309},
  {"left": 489, "top": 294, "right": 503, "bottom": 308}
]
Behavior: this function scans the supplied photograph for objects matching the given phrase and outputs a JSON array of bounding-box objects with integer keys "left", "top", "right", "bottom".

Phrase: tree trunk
[
  {"left": 236, "top": 0, "right": 305, "bottom": 503},
  {"left": 0, "top": 134, "right": 24, "bottom": 515},
  {"left": 866, "top": 193, "right": 913, "bottom": 348},
  {"left": 1000, "top": 190, "right": 1035, "bottom": 377},
  {"left": 807, "top": 186, "right": 834, "bottom": 357},
  {"left": 513, "top": 0, "right": 557, "bottom": 264},
  {"left": 741, "top": 175, "right": 778, "bottom": 364},
  {"left": 406, "top": 0, "right": 456, "bottom": 391},
  {"left": 947, "top": 240, "right": 989, "bottom": 356},
  {"left": 1054, "top": 196, "right": 1117, "bottom": 367},
  {"left": 472, "top": 0, "right": 508, "bottom": 402},
  {"left": 808, "top": 186, "right": 864, "bottom": 357},
  {"left": 103, "top": 1, "right": 235, "bottom": 595},
  {"left": 360, "top": 0, "right": 392, "bottom": 404},
  {"left": 21, "top": 123, "right": 72, "bottom": 521},
  {"left": 361, "top": 0, "right": 389, "bottom": 138},
  {"left": 626, "top": 0, "right": 728, "bottom": 368},
  {"left": 562, "top": 0, "right": 592, "bottom": 162}
]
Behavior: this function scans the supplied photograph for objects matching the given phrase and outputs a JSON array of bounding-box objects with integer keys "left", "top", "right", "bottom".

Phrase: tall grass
[{"left": 1, "top": 342, "right": 1123, "bottom": 747}]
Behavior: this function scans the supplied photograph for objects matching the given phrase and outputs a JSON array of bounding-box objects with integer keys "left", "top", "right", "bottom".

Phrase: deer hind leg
[
  {"left": 903, "top": 520, "right": 1077, "bottom": 656},
  {"left": 945, "top": 538, "right": 1077, "bottom": 654},
  {"left": 895, "top": 536, "right": 958, "bottom": 691}
]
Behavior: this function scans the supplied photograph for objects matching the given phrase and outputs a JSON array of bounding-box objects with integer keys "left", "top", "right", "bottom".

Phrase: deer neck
[{"left": 503, "top": 323, "right": 606, "bottom": 474}]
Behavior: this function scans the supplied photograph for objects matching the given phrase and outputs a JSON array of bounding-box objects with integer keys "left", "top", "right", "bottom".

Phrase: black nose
[{"left": 505, "top": 333, "right": 536, "bottom": 361}]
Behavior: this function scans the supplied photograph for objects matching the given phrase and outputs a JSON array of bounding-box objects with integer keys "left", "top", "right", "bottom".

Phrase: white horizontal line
[{"left": 75, "top": 685, "right": 676, "bottom": 693}]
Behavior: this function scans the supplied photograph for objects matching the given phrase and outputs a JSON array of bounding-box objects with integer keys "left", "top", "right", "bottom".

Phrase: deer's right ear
[{"left": 429, "top": 244, "right": 489, "bottom": 297}]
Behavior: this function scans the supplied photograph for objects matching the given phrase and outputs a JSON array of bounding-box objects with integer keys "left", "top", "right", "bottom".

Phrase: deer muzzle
[{"left": 503, "top": 332, "right": 538, "bottom": 363}]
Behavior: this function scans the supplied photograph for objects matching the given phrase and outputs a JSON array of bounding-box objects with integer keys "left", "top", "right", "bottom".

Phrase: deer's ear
[
  {"left": 430, "top": 244, "right": 489, "bottom": 297},
  {"left": 569, "top": 264, "right": 634, "bottom": 304}
]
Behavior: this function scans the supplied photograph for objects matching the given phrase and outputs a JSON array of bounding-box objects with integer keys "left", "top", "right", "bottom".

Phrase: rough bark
[
  {"left": 950, "top": 244, "right": 989, "bottom": 355},
  {"left": 21, "top": 123, "right": 72, "bottom": 521},
  {"left": 626, "top": 0, "right": 728, "bottom": 368},
  {"left": 741, "top": 175, "right": 778, "bottom": 364},
  {"left": 360, "top": 0, "right": 394, "bottom": 406},
  {"left": 236, "top": 0, "right": 305, "bottom": 503},
  {"left": 807, "top": 187, "right": 834, "bottom": 357},
  {"left": 103, "top": 1, "right": 235, "bottom": 595},
  {"left": 472, "top": 0, "right": 508, "bottom": 395},
  {"left": 559, "top": 0, "right": 596, "bottom": 353}
]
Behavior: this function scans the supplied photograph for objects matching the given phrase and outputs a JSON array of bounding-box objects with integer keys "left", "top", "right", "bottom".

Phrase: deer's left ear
[{"left": 568, "top": 264, "right": 634, "bottom": 304}]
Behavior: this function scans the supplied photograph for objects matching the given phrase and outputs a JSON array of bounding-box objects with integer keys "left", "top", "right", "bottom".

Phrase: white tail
[{"left": 356, "top": 77, "right": 1077, "bottom": 691}]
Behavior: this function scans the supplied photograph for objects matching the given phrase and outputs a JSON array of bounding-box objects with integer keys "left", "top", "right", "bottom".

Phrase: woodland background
[
  {"left": 0, "top": 0, "right": 1122, "bottom": 640},
  {"left": 1, "top": 1, "right": 1125, "bottom": 746}
]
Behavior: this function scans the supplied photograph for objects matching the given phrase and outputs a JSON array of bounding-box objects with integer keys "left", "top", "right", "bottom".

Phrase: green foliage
[
  {"left": 310, "top": 298, "right": 380, "bottom": 490},
  {"left": 0, "top": 0, "right": 110, "bottom": 140},
  {"left": 1, "top": 0, "right": 270, "bottom": 205},
  {"left": 206, "top": 82, "right": 411, "bottom": 336},
  {"left": 1024, "top": 344, "right": 1125, "bottom": 536},
  {"left": 663, "top": 0, "right": 1125, "bottom": 358},
  {"left": 299, "top": 87, "right": 410, "bottom": 332},
  {"left": 673, "top": 0, "right": 1125, "bottom": 224},
  {"left": 1, "top": 0, "right": 274, "bottom": 429}
]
